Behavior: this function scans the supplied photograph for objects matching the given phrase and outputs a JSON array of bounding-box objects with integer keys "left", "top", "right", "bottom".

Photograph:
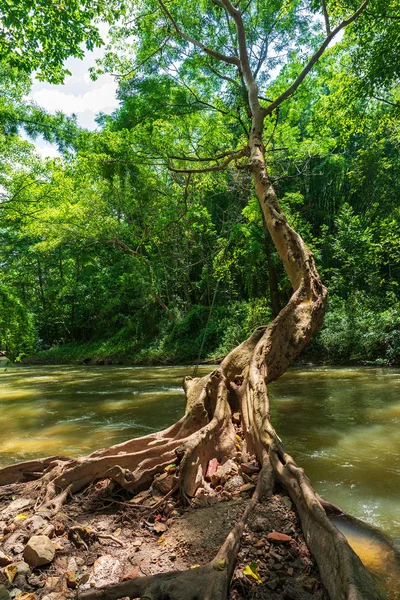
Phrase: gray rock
[
  {"left": 281, "top": 496, "right": 293, "bottom": 509},
  {"left": 16, "top": 561, "right": 31, "bottom": 575},
  {"left": 224, "top": 474, "right": 245, "bottom": 493},
  {"left": 23, "top": 514, "right": 48, "bottom": 534},
  {"left": 23, "top": 535, "right": 55, "bottom": 567},
  {"left": 251, "top": 516, "right": 270, "bottom": 532}
]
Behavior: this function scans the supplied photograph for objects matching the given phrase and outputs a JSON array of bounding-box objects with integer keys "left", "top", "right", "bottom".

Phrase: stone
[
  {"left": 241, "top": 463, "right": 259, "bottom": 475},
  {"left": 23, "top": 536, "right": 55, "bottom": 567},
  {"left": 253, "top": 540, "right": 264, "bottom": 549},
  {"left": 211, "top": 460, "right": 236, "bottom": 486},
  {"left": 251, "top": 517, "right": 270, "bottom": 532},
  {"left": 132, "top": 538, "right": 142, "bottom": 547},
  {"left": 287, "top": 567, "right": 294, "bottom": 576},
  {"left": 152, "top": 473, "right": 178, "bottom": 495},
  {"left": 0, "top": 585, "right": 10, "bottom": 600},
  {"left": 224, "top": 475, "right": 245, "bottom": 493},
  {"left": 192, "top": 488, "right": 210, "bottom": 508},
  {"left": 23, "top": 516, "right": 47, "bottom": 535},
  {"left": 267, "top": 532, "right": 292, "bottom": 544},
  {"left": 16, "top": 562, "right": 30, "bottom": 576},
  {"left": 90, "top": 555, "right": 121, "bottom": 587},
  {"left": 281, "top": 496, "right": 293, "bottom": 509},
  {"left": 27, "top": 575, "right": 43, "bottom": 588},
  {"left": 205, "top": 458, "right": 219, "bottom": 481}
]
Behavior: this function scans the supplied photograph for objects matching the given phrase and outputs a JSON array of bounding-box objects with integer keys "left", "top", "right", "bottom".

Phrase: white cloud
[
  {"left": 28, "top": 25, "right": 119, "bottom": 133},
  {"left": 31, "top": 78, "right": 118, "bottom": 124},
  {"left": 34, "top": 138, "right": 62, "bottom": 159}
]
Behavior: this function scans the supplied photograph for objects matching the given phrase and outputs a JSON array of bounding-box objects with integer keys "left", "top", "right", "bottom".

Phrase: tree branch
[
  {"left": 373, "top": 95, "right": 400, "bottom": 108},
  {"left": 168, "top": 147, "right": 249, "bottom": 173},
  {"left": 207, "top": 63, "right": 240, "bottom": 87},
  {"left": 264, "top": 0, "right": 370, "bottom": 116},
  {"left": 220, "top": 0, "right": 260, "bottom": 113},
  {"left": 168, "top": 149, "right": 238, "bottom": 162},
  {"left": 157, "top": 0, "right": 240, "bottom": 66},
  {"left": 321, "top": 0, "right": 331, "bottom": 35}
]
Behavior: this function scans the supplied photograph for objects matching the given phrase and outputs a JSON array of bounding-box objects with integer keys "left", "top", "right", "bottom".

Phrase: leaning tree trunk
[{"left": 0, "top": 126, "right": 382, "bottom": 599}]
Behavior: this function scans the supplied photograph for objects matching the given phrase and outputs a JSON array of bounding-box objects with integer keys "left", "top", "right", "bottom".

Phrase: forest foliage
[{"left": 0, "top": 0, "right": 399, "bottom": 364}]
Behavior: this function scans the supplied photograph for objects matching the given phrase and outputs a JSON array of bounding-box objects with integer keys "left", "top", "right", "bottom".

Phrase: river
[{"left": 0, "top": 363, "right": 399, "bottom": 546}]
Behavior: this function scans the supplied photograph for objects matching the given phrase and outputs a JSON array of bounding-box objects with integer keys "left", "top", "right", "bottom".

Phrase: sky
[{"left": 27, "top": 26, "right": 119, "bottom": 158}]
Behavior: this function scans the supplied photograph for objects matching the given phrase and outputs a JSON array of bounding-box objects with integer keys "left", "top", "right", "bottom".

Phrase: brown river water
[{"left": 0, "top": 362, "right": 399, "bottom": 594}]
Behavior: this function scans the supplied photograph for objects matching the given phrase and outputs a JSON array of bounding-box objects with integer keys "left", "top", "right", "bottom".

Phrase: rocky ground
[{"left": 0, "top": 423, "right": 329, "bottom": 600}]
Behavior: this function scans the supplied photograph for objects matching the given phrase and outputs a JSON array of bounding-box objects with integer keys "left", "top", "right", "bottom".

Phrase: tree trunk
[
  {"left": 263, "top": 220, "right": 282, "bottom": 318},
  {"left": 0, "top": 137, "right": 382, "bottom": 599}
]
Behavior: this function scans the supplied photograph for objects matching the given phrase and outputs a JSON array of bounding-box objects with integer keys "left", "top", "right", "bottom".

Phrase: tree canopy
[{"left": 0, "top": 0, "right": 399, "bottom": 364}]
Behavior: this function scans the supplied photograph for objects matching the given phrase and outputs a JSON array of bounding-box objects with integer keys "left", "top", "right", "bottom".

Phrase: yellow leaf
[
  {"left": 157, "top": 534, "right": 165, "bottom": 545},
  {"left": 189, "top": 564, "right": 200, "bottom": 569},
  {"left": 113, "top": 528, "right": 121, "bottom": 537},
  {"left": 243, "top": 562, "right": 263, "bottom": 584},
  {"left": 14, "top": 513, "right": 28, "bottom": 521},
  {"left": 5, "top": 564, "right": 18, "bottom": 583}
]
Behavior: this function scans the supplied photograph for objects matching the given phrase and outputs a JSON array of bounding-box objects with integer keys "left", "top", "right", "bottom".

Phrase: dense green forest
[{"left": 0, "top": 0, "right": 399, "bottom": 366}]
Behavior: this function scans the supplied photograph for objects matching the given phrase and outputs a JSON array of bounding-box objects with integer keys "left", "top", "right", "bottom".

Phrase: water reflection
[{"left": 0, "top": 364, "right": 399, "bottom": 545}]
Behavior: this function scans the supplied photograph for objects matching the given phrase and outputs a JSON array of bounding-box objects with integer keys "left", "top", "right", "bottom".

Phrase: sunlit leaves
[{"left": 0, "top": 0, "right": 126, "bottom": 82}]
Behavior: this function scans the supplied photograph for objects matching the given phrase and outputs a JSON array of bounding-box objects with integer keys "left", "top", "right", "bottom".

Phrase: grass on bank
[{"left": 25, "top": 298, "right": 400, "bottom": 367}]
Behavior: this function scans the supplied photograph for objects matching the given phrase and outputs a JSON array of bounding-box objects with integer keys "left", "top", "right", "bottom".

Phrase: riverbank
[
  {"left": 0, "top": 475, "right": 333, "bottom": 600},
  {"left": 16, "top": 300, "right": 399, "bottom": 367}
]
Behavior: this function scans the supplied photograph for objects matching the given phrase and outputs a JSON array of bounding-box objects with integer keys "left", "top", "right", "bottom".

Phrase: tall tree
[{"left": 0, "top": 2, "right": 396, "bottom": 599}]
